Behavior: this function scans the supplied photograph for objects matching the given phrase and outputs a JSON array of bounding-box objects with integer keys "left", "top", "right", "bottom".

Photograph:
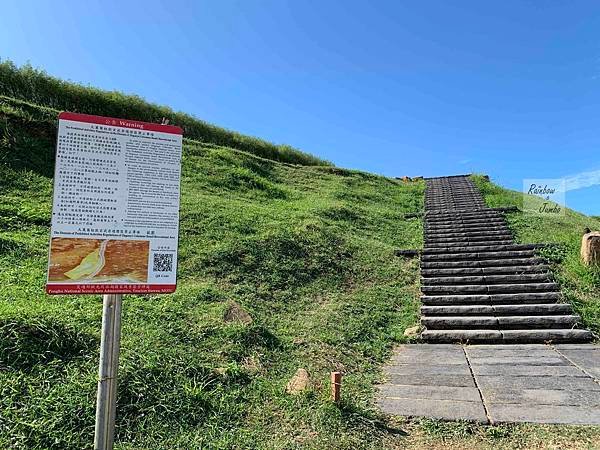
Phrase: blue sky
[{"left": 2, "top": 0, "right": 599, "bottom": 214}]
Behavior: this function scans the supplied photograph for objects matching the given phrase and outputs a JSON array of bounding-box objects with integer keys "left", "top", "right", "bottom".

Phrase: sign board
[{"left": 46, "top": 112, "right": 183, "bottom": 294}]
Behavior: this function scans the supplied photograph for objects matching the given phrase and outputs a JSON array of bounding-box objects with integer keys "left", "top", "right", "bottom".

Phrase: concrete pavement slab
[
  {"left": 378, "top": 397, "right": 488, "bottom": 423},
  {"left": 385, "top": 373, "right": 476, "bottom": 388},
  {"left": 475, "top": 375, "right": 600, "bottom": 391},
  {"left": 489, "top": 404, "right": 600, "bottom": 425},
  {"left": 482, "top": 388, "right": 600, "bottom": 407},
  {"left": 471, "top": 364, "right": 585, "bottom": 377},
  {"left": 384, "top": 364, "right": 471, "bottom": 376},
  {"left": 378, "top": 384, "right": 481, "bottom": 402}
]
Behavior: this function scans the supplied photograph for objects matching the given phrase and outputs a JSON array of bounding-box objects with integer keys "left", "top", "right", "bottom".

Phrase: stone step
[
  {"left": 424, "top": 241, "right": 516, "bottom": 248},
  {"left": 425, "top": 240, "right": 515, "bottom": 248},
  {"left": 426, "top": 193, "right": 482, "bottom": 198},
  {"left": 426, "top": 212, "right": 502, "bottom": 220},
  {"left": 427, "top": 207, "right": 516, "bottom": 215},
  {"left": 426, "top": 206, "right": 497, "bottom": 213},
  {"left": 425, "top": 217, "right": 506, "bottom": 226},
  {"left": 426, "top": 228, "right": 512, "bottom": 236},
  {"left": 426, "top": 199, "right": 485, "bottom": 204},
  {"left": 425, "top": 225, "right": 509, "bottom": 234},
  {"left": 426, "top": 208, "right": 500, "bottom": 215},
  {"left": 426, "top": 224, "right": 510, "bottom": 232},
  {"left": 426, "top": 207, "right": 487, "bottom": 213},
  {"left": 426, "top": 198, "right": 482, "bottom": 201},
  {"left": 421, "top": 315, "right": 580, "bottom": 330},
  {"left": 425, "top": 226, "right": 510, "bottom": 235},
  {"left": 424, "top": 242, "right": 516, "bottom": 250},
  {"left": 426, "top": 204, "right": 486, "bottom": 210},
  {"left": 426, "top": 206, "right": 494, "bottom": 211},
  {"left": 425, "top": 233, "right": 513, "bottom": 242},
  {"left": 425, "top": 231, "right": 512, "bottom": 242},
  {"left": 426, "top": 192, "right": 481, "bottom": 196},
  {"left": 425, "top": 228, "right": 512, "bottom": 237},
  {"left": 425, "top": 218, "right": 506, "bottom": 225},
  {"left": 421, "top": 329, "right": 503, "bottom": 343},
  {"left": 425, "top": 234, "right": 513, "bottom": 242},
  {"left": 421, "top": 283, "right": 559, "bottom": 295},
  {"left": 421, "top": 265, "right": 550, "bottom": 277},
  {"left": 427, "top": 186, "right": 479, "bottom": 191},
  {"left": 426, "top": 210, "right": 500, "bottom": 216},
  {"left": 425, "top": 238, "right": 514, "bottom": 250},
  {"left": 426, "top": 194, "right": 482, "bottom": 198},
  {"left": 421, "top": 292, "right": 562, "bottom": 305},
  {"left": 427, "top": 198, "right": 485, "bottom": 201},
  {"left": 421, "top": 273, "right": 552, "bottom": 285},
  {"left": 421, "top": 329, "right": 592, "bottom": 343},
  {"left": 421, "top": 250, "right": 536, "bottom": 261},
  {"left": 420, "top": 303, "right": 573, "bottom": 316},
  {"left": 501, "top": 329, "right": 593, "bottom": 343},
  {"left": 427, "top": 187, "right": 479, "bottom": 191},
  {"left": 427, "top": 200, "right": 482, "bottom": 203},
  {"left": 423, "top": 244, "right": 535, "bottom": 254},
  {"left": 426, "top": 200, "right": 484, "bottom": 204},
  {"left": 425, "top": 235, "right": 513, "bottom": 243},
  {"left": 427, "top": 183, "right": 477, "bottom": 186},
  {"left": 427, "top": 188, "right": 479, "bottom": 191},
  {"left": 421, "top": 257, "right": 545, "bottom": 269}
]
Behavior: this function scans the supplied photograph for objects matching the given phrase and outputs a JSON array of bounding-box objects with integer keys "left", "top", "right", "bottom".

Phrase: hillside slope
[
  {"left": 0, "top": 61, "right": 330, "bottom": 166},
  {"left": 0, "top": 96, "right": 423, "bottom": 449}
]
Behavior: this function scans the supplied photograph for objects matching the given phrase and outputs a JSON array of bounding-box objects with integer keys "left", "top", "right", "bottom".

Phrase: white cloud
[{"left": 563, "top": 168, "right": 600, "bottom": 191}]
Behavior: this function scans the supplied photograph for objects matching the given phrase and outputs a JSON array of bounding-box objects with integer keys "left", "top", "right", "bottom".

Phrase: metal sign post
[{"left": 94, "top": 294, "right": 123, "bottom": 450}]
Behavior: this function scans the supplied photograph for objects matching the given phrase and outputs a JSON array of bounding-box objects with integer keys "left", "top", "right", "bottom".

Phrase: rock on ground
[
  {"left": 286, "top": 368, "right": 311, "bottom": 394},
  {"left": 223, "top": 301, "right": 253, "bottom": 324},
  {"left": 404, "top": 325, "right": 420, "bottom": 338},
  {"left": 581, "top": 231, "right": 600, "bottom": 265}
]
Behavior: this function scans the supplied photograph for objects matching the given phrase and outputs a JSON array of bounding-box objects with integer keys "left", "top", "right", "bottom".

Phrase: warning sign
[{"left": 46, "top": 112, "right": 183, "bottom": 294}]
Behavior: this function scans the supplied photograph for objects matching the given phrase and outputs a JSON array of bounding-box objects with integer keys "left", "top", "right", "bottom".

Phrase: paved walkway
[{"left": 378, "top": 344, "right": 600, "bottom": 424}]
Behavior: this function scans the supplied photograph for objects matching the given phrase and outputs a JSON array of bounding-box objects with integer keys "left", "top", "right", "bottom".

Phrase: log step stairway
[{"left": 420, "top": 175, "right": 592, "bottom": 343}]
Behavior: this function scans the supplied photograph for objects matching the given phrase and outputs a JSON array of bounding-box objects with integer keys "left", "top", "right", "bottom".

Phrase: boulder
[
  {"left": 286, "top": 368, "right": 311, "bottom": 394},
  {"left": 581, "top": 231, "right": 600, "bottom": 265},
  {"left": 223, "top": 301, "right": 252, "bottom": 324}
]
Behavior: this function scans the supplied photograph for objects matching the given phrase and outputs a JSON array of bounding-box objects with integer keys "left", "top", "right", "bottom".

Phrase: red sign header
[{"left": 58, "top": 112, "right": 183, "bottom": 135}]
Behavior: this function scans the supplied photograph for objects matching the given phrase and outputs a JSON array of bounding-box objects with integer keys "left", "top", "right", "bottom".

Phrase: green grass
[
  {"left": 1, "top": 96, "right": 600, "bottom": 449},
  {"left": 471, "top": 174, "right": 600, "bottom": 337},
  {"left": 0, "top": 60, "right": 330, "bottom": 166}
]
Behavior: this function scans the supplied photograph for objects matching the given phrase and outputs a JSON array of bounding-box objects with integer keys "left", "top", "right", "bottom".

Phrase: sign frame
[{"left": 46, "top": 112, "right": 183, "bottom": 295}]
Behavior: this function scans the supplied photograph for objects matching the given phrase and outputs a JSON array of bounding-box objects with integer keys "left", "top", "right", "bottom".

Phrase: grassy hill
[
  {"left": 1, "top": 85, "right": 600, "bottom": 448},
  {"left": 0, "top": 95, "right": 423, "bottom": 448}
]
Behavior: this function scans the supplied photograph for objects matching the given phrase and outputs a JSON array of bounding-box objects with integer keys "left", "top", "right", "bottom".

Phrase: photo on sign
[{"left": 48, "top": 238, "right": 149, "bottom": 283}]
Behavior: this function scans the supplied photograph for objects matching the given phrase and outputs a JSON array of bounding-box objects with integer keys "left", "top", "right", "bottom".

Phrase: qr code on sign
[{"left": 153, "top": 253, "right": 173, "bottom": 272}]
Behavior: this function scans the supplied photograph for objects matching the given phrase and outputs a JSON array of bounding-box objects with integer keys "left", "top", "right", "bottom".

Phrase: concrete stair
[{"left": 419, "top": 176, "right": 593, "bottom": 344}]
